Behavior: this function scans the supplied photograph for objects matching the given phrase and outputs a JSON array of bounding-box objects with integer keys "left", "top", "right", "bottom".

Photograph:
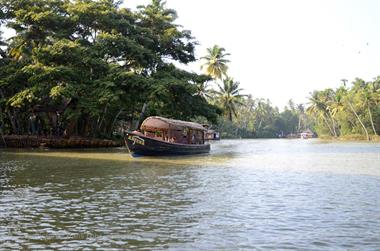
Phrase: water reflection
[{"left": 1, "top": 139, "right": 380, "bottom": 250}]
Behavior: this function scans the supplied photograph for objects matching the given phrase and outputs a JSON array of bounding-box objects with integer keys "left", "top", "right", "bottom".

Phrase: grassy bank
[{"left": 318, "top": 134, "right": 380, "bottom": 142}]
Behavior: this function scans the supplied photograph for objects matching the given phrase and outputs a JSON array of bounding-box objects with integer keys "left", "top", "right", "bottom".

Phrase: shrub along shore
[
  {"left": 318, "top": 134, "right": 380, "bottom": 142},
  {"left": 0, "top": 135, "right": 122, "bottom": 148}
]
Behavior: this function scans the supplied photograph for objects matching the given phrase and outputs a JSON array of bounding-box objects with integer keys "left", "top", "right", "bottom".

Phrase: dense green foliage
[
  {"left": 0, "top": 0, "right": 220, "bottom": 137},
  {"left": 306, "top": 78, "right": 380, "bottom": 140},
  {"left": 210, "top": 78, "right": 379, "bottom": 140}
]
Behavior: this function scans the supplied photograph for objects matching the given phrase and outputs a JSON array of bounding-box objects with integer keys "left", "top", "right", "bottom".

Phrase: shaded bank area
[{"left": 0, "top": 135, "right": 122, "bottom": 148}]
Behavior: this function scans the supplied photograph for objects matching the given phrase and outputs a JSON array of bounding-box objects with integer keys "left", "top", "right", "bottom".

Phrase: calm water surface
[{"left": 1, "top": 139, "right": 379, "bottom": 250}]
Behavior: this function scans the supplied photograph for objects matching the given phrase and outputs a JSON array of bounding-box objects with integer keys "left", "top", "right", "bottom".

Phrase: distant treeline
[
  {"left": 216, "top": 78, "right": 380, "bottom": 140},
  {"left": 216, "top": 97, "right": 312, "bottom": 138}
]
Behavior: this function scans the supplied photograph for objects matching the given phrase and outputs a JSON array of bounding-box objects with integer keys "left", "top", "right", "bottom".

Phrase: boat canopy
[{"left": 141, "top": 116, "right": 206, "bottom": 132}]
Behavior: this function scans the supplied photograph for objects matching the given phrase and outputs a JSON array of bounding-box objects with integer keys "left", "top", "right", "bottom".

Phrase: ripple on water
[{"left": 1, "top": 140, "right": 380, "bottom": 250}]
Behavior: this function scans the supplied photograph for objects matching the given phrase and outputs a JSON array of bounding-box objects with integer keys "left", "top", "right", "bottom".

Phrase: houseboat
[{"left": 125, "top": 116, "right": 210, "bottom": 156}]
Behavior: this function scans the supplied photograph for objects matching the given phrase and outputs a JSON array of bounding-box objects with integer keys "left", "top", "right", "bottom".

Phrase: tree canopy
[
  {"left": 306, "top": 78, "right": 380, "bottom": 140},
  {"left": 0, "top": 0, "right": 220, "bottom": 137}
]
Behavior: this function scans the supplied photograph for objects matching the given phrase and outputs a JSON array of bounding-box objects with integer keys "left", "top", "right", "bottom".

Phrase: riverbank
[
  {"left": 219, "top": 135, "right": 380, "bottom": 142},
  {"left": 0, "top": 135, "right": 123, "bottom": 148},
  {"left": 318, "top": 134, "right": 380, "bottom": 142}
]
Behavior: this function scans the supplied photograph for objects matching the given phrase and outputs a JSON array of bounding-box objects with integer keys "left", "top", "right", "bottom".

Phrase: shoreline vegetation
[
  {"left": 0, "top": 0, "right": 379, "bottom": 147},
  {"left": 0, "top": 135, "right": 122, "bottom": 148},
  {"left": 318, "top": 134, "right": 380, "bottom": 142},
  {"left": 1, "top": 134, "right": 378, "bottom": 149}
]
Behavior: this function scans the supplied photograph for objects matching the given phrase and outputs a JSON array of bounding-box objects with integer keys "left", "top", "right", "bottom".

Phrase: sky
[{"left": 125, "top": 0, "right": 380, "bottom": 108}]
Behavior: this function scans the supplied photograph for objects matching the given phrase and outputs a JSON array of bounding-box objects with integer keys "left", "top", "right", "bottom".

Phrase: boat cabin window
[
  {"left": 143, "top": 130, "right": 163, "bottom": 140},
  {"left": 140, "top": 117, "right": 206, "bottom": 145},
  {"left": 143, "top": 128, "right": 204, "bottom": 144}
]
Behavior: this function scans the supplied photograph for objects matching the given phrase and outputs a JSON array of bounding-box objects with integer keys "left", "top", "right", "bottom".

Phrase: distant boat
[
  {"left": 300, "top": 129, "right": 315, "bottom": 139},
  {"left": 205, "top": 129, "right": 220, "bottom": 140},
  {"left": 202, "top": 124, "right": 220, "bottom": 141},
  {"left": 125, "top": 116, "right": 210, "bottom": 156}
]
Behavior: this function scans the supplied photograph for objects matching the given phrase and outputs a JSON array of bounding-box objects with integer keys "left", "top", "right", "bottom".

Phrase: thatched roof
[{"left": 141, "top": 116, "right": 206, "bottom": 131}]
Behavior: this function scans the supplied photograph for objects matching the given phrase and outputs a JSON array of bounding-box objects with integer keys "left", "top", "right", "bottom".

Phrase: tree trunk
[
  {"left": 109, "top": 109, "right": 123, "bottom": 136},
  {"left": 298, "top": 115, "right": 301, "bottom": 132},
  {"left": 228, "top": 110, "right": 232, "bottom": 122},
  {"left": 0, "top": 106, "right": 7, "bottom": 147},
  {"left": 97, "top": 105, "right": 108, "bottom": 134},
  {"left": 0, "top": 89, "right": 17, "bottom": 134},
  {"left": 347, "top": 101, "right": 370, "bottom": 141},
  {"left": 135, "top": 103, "right": 147, "bottom": 130},
  {"left": 257, "top": 118, "right": 263, "bottom": 131},
  {"left": 322, "top": 114, "right": 334, "bottom": 136},
  {"left": 329, "top": 115, "right": 338, "bottom": 137},
  {"left": 367, "top": 101, "right": 377, "bottom": 136}
]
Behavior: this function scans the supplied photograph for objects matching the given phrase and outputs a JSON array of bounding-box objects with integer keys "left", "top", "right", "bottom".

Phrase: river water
[{"left": 0, "top": 139, "right": 379, "bottom": 250}]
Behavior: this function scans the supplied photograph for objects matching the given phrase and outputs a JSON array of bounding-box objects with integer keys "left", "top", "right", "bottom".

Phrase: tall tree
[
  {"left": 0, "top": 0, "right": 221, "bottom": 137},
  {"left": 213, "top": 77, "right": 245, "bottom": 121},
  {"left": 307, "top": 90, "right": 335, "bottom": 136},
  {"left": 200, "top": 45, "right": 230, "bottom": 80},
  {"left": 363, "top": 80, "right": 378, "bottom": 135}
]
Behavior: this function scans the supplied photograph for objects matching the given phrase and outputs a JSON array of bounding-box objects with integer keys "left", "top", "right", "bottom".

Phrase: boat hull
[{"left": 125, "top": 132, "right": 210, "bottom": 156}]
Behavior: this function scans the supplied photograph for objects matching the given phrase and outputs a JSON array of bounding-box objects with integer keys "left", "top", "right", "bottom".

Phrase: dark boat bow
[{"left": 125, "top": 131, "right": 210, "bottom": 156}]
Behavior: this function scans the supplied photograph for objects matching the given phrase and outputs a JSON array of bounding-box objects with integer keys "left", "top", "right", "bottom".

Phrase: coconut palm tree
[
  {"left": 342, "top": 81, "right": 370, "bottom": 140},
  {"left": 307, "top": 90, "right": 335, "bottom": 136},
  {"left": 344, "top": 95, "right": 370, "bottom": 141},
  {"left": 200, "top": 45, "right": 230, "bottom": 80},
  {"left": 296, "top": 104, "right": 307, "bottom": 132},
  {"left": 329, "top": 86, "right": 345, "bottom": 117},
  {"left": 213, "top": 77, "right": 245, "bottom": 121},
  {"left": 195, "top": 80, "right": 212, "bottom": 100},
  {"left": 363, "top": 81, "right": 378, "bottom": 136}
]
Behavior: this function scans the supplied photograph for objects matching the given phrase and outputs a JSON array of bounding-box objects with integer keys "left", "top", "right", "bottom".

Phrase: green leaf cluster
[{"left": 0, "top": 0, "right": 220, "bottom": 137}]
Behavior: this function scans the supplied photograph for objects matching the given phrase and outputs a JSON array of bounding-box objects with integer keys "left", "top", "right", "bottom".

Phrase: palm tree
[
  {"left": 296, "top": 104, "right": 307, "bottom": 132},
  {"left": 346, "top": 79, "right": 370, "bottom": 140},
  {"left": 345, "top": 95, "right": 370, "bottom": 140},
  {"left": 138, "top": 0, "right": 178, "bottom": 22},
  {"left": 195, "top": 80, "right": 212, "bottom": 100},
  {"left": 200, "top": 45, "right": 230, "bottom": 80},
  {"left": 329, "top": 86, "right": 345, "bottom": 118},
  {"left": 213, "top": 77, "right": 245, "bottom": 121},
  {"left": 307, "top": 91, "right": 336, "bottom": 136},
  {"left": 363, "top": 81, "right": 378, "bottom": 136}
]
